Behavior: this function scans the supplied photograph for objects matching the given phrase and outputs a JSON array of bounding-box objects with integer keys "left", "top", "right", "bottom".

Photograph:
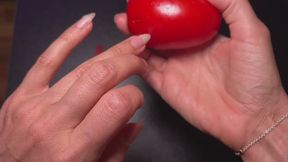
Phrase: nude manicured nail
[
  {"left": 130, "top": 34, "right": 151, "bottom": 49},
  {"left": 76, "top": 12, "right": 96, "bottom": 29}
]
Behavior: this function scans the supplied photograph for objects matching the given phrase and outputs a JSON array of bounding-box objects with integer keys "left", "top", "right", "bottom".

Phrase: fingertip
[
  {"left": 206, "top": 0, "right": 226, "bottom": 12},
  {"left": 114, "top": 13, "right": 126, "bottom": 20},
  {"left": 75, "top": 12, "right": 96, "bottom": 29},
  {"left": 130, "top": 34, "right": 151, "bottom": 49},
  {"left": 114, "top": 13, "right": 130, "bottom": 35},
  {"left": 122, "top": 84, "right": 145, "bottom": 108}
]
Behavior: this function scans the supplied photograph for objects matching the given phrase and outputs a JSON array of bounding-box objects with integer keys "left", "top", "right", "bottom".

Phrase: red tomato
[{"left": 127, "top": 0, "right": 222, "bottom": 49}]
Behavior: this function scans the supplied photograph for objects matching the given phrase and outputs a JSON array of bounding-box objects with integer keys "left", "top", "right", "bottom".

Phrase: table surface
[{"left": 8, "top": 0, "right": 288, "bottom": 161}]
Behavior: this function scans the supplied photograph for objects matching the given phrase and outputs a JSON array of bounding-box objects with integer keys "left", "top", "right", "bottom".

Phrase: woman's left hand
[{"left": 0, "top": 13, "right": 150, "bottom": 162}]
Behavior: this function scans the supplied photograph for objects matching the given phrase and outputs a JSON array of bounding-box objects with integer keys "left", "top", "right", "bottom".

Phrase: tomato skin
[{"left": 127, "top": 0, "right": 222, "bottom": 50}]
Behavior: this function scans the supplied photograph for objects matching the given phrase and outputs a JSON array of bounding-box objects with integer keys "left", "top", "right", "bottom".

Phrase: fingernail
[
  {"left": 114, "top": 13, "right": 127, "bottom": 25},
  {"left": 114, "top": 13, "right": 126, "bottom": 20},
  {"left": 76, "top": 12, "right": 96, "bottom": 29},
  {"left": 130, "top": 34, "right": 151, "bottom": 49}
]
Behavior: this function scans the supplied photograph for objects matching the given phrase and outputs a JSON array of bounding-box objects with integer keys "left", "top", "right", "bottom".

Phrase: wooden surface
[{"left": 0, "top": 1, "right": 16, "bottom": 104}]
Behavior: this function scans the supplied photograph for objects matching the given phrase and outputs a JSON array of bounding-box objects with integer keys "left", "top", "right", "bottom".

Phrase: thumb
[{"left": 208, "top": 0, "right": 269, "bottom": 42}]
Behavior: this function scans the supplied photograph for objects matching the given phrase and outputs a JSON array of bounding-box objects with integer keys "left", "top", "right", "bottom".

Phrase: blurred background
[{"left": 0, "top": 0, "right": 16, "bottom": 104}]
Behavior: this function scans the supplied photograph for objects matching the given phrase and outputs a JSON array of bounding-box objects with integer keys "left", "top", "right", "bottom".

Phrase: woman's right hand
[{"left": 115, "top": 0, "right": 288, "bottom": 161}]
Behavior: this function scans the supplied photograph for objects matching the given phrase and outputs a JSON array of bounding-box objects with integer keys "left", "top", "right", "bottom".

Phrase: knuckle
[
  {"left": 251, "top": 22, "right": 271, "bottom": 38},
  {"left": 36, "top": 53, "right": 53, "bottom": 67},
  {"left": 109, "top": 45, "right": 126, "bottom": 55},
  {"left": 244, "top": 22, "right": 271, "bottom": 45},
  {"left": 28, "top": 122, "right": 49, "bottom": 143},
  {"left": 58, "top": 32, "right": 72, "bottom": 45},
  {"left": 2, "top": 94, "right": 17, "bottom": 110},
  {"left": 257, "top": 23, "right": 271, "bottom": 38},
  {"left": 103, "top": 91, "right": 133, "bottom": 121},
  {"left": 10, "top": 107, "right": 30, "bottom": 124},
  {"left": 74, "top": 63, "right": 92, "bottom": 79},
  {"left": 86, "top": 62, "right": 116, "bottom": 86}
]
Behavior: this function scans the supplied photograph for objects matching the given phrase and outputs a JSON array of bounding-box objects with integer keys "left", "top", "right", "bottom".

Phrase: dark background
[{"left": 7, "top": 0, "right": 288, "bottom": 161}]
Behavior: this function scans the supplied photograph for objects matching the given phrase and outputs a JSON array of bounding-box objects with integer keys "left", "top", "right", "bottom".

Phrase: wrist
[
  {"left": 242, "top": 95, "right": 288, "bottom": 162},
  {"left": 242, "top": 119, "right": 288, "bottom": 162}
]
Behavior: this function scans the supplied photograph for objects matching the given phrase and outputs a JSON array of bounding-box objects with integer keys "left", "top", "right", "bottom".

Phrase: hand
[
  {"left": 115, "top": 0, "right": 288, "bottom": 160},
  {"left": 0, "top": 13, "right": 151, "bottom": 162}
]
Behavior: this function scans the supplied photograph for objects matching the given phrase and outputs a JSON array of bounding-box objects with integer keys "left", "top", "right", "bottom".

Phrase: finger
[
  {"left": 55, "top": 53, "right": 148, "bottom": 123},
  {"left": 208, "top": 0, "right": 269, "bottom": 41},
  {"left": 47, "top": 34, "right": 151, "bottom": 102},
  {"left": 137, "top": 51, "right": 167, "bottom": 93},
  {"left": 73, "top": 85, "right": 144, "bottom": 153},
  {"left": 114, "top": 13, "right": 130, "bottom": 35},
  {"left": 99, "top": 123, "right": 143, "bottom": 162},
  {"left": 20, "top": 13, "right": 95, "bottom": 94}
]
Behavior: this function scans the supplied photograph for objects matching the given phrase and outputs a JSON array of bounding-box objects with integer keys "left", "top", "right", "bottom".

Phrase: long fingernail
[
  {"left": 76, "top": 12, "right": 96, "bottom": 29},
  {"left": 130, "top": 34, "right": 151, "bottom": 49}
]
